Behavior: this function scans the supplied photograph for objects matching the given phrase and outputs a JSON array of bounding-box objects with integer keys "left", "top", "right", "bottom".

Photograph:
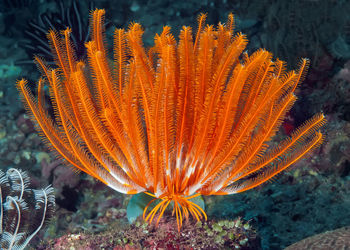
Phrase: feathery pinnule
[{"left": 17, "top": 9, "right": 325, "bottom": 230}]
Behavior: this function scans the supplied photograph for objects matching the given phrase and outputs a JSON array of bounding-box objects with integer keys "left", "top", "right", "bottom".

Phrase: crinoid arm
[{"left": 0, "top": 169, "right": 55, "bottom": 250}]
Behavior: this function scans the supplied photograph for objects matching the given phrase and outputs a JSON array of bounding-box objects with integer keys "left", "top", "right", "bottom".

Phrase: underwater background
[{"left": 0, "top": 0, "right": 349, "bottom": 249}]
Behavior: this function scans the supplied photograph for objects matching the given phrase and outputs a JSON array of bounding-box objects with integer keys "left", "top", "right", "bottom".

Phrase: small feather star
[{"left": 17, "top": 9, "right": 325, "bottom": 231}]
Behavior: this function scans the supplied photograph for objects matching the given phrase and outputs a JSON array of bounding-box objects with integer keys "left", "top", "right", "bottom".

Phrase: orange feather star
[{"left": 17, "top": 9, "right": 325, "bottom": 230}]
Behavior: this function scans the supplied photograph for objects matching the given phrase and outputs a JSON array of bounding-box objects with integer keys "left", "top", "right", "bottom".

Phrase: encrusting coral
[{"left": 17, "top": 9, "right": 325, "bottom": 230}]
